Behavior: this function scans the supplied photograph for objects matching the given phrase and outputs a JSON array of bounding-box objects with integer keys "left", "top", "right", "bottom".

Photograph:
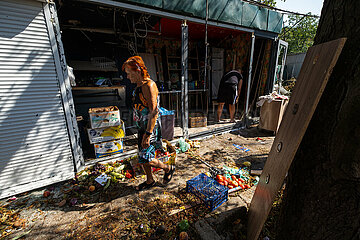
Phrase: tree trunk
[{"left": 275, "top": 1, "right": 360, "bottom": 239}]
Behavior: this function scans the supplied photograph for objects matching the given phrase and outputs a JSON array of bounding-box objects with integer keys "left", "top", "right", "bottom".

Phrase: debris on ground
[
  {"left": 66, "top": 189, "right": 210, "bottom": 239},
  {"left": 233, "top": 144, "right": 250, "bottom": 152},
  {"left": 186, "top": 150, "right": 259, "bottom": 194},
  {"left": 0, "top": 128, "right": 275, "bottom": 240},
  {"left": 0, "top": 205, "right": 24, "bottom": 238}
]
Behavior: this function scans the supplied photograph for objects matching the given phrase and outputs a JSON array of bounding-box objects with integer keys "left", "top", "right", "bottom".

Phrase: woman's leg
[
  {"left": 150, "top": 159, "right": 175, "bottom": 183},
  {"left": 149, "top": 159, "right": 170, "bottom": 172},
  {"left": 142, "top": 162, "right": 155, "bottom": 183},
  {"left": 136, "top": 162, "right": 156, "bottom": 190},
  {"left": 217, "top": 103, "right": 225, "bottom": 122}
]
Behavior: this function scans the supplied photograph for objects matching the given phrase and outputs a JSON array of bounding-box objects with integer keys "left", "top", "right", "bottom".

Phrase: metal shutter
[{"left": 0, "top": 0, "right": 75, "bottom": 199}]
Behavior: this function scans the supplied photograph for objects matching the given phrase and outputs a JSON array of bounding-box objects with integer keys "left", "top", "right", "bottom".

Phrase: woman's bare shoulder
[
  {"left": 142, "top": 79, "right": 158, "bottom": 94},
  {"left": 144, "top": 80, "right": 158, "bottom": 90}
]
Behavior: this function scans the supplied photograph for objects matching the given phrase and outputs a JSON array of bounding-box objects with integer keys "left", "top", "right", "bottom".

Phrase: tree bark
[{"left": 276, "top": 0, "right": 360, "bottom": 239}]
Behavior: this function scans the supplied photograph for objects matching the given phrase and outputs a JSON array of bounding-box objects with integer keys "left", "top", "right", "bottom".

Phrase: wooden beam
[
  {"left": 62, "top": 25, "right": 116, "bottom": 34},
  {"left": 71, "top": 86, "right": 125, "bottom": 90},
  {"left": 247, "top": 38, "right": 347, "bottom": 240}
]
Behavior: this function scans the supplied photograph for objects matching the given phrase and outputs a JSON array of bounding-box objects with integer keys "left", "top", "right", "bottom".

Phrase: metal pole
[
  {"left": 181, "top": 21, "right": 189, "bottom": 138},
  {"left": 204, "top": 0, "right": 209, "bottom": 90},
  {"left": 278, "top": 40, "right": 288, "bottom": 93},
  {"left": 245, "top": 33, "right": 255, "bottom": 126},
  {"left": 272, "top": 39, "right": 281, "bottom": 92}
]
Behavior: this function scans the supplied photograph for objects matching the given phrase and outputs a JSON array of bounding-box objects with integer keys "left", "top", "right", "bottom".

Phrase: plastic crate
[{"left": 186, "top": 173, "right": 228, "bottom": 211}]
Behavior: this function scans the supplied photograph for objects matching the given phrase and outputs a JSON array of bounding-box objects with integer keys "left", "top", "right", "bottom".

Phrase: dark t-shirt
[{"left": 220, "top": 70, "right": 243, "bottom": 87}]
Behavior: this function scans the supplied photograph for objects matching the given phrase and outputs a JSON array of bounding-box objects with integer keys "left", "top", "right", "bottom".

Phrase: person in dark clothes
[{"left": 217, "top": 69, "right": 243, "bottom": 123}]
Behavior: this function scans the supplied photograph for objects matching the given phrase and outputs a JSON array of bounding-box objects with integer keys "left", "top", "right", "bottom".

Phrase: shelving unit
[
  {"left": 157, "top": 44, "right": 209, "bottom": 121},
  {"left": 68, "top": 60, "right": 118, "bottom": 72},
  {"left": 165, "top": 46, "right": 201, "bottom": 91}
]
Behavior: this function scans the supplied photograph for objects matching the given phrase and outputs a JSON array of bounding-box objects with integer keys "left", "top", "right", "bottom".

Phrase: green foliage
[
  {"left": 255, "top": 0, "right": 285, "bottom": 8},
  {"left": 280, "top": 14, "right": 319, "bottom": 54}
]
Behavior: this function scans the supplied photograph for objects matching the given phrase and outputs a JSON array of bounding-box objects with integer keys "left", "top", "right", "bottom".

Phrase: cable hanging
[{"left": 241, "top": 0, "right": 320, "bottom": 18}]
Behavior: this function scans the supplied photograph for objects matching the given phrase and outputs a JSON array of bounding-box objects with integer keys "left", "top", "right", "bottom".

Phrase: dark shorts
[{"left": 217, "top": 84, "right": 237, "bottom": 105}]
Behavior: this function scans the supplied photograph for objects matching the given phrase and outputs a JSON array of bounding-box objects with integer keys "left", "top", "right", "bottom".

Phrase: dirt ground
[{"left": 1, "top": 126, "right": 274, "bottom": 240}]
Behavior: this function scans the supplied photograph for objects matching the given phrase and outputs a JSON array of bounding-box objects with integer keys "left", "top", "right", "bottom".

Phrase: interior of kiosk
[{"left": 56, "top": 1, "right": 274, "bottom": 161}]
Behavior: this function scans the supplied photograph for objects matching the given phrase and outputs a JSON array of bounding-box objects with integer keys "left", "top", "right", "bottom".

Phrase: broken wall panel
[{"left": 247, "top": 38, "right": 347, "bottom": 240}]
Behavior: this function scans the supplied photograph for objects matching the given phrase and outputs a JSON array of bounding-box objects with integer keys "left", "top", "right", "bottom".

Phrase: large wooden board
[{"left": 247, "top": 38, "right": 347, "bottom": 240}]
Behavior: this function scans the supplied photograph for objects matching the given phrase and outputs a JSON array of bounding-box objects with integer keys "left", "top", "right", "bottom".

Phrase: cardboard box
[
  {"left": 259, "top": 99, "right": 288, "bottom": 133},
  {"left": 87, "top": 120, "right": 125, "bottom": 144},
  {"left": 89, "top": 106, "right": 121, "bottom": 129},
  {"left": 94, "top": 139, "right": 123, "bottom": 158}
]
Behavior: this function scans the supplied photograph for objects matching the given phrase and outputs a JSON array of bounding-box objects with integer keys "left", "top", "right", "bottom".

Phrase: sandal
[
  {"left": 136, "top": 181, "right": 156, "bottom": 191},
  {"left": 163, "top": 165, "right": 175, "bottom": 184}
]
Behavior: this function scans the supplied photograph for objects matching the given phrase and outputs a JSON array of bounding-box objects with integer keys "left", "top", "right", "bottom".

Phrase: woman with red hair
[{"left": 122, "top": 56, "right": 175, "bottom": 190}]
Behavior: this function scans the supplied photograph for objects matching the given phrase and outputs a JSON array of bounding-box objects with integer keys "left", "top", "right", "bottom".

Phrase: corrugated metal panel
[
  {"left": 0, "top": 0, "right": 75, "bottom": 199},
  {"left": 85, "top": 0, "right": 283, "bottom": 34}
]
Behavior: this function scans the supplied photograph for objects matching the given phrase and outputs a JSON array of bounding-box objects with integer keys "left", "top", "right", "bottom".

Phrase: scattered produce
[
  {"left": 43, "top": 191, "right": 50, "bottom": 198},
  {"left": 179, "top": 231, "right": 189, "bottom": 240},
  {"left": 58, "top": 199, "right": 66, "bottom": 207}
]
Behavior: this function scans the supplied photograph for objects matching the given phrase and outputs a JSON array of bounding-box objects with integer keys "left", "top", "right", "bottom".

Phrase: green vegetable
[
  {"left": 111, "top": 175, "right": 117, "bottom": 183},
  {"left": 77, "top": 171, "right": 89, "bottom": 181},
  {"left": 104, "top": 179, "right": 111, "bottom": 189},
  {"left": 177, "top": 219, "right": 189, "bottom": 232},
  {"left": 110, "top": 172, "right": 124, "bottom": 179},
  {"left": 114, "top": 165, "right": 125, "bottom": 173}
]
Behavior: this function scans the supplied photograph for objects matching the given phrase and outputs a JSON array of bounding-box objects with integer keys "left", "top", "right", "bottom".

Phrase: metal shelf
[{"left": 68, "top": 60, "right": 118, "bottom": 72}]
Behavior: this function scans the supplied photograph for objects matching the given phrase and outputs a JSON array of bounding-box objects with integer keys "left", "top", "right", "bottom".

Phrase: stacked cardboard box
[{"left": 88, "top": 106, "right": 125, "bottom": 158}]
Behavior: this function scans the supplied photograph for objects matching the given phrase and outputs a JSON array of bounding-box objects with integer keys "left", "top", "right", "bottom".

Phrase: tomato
[
  {"left": 231, "top": 175, "right": 237, "bottom": 181},
  {"left": 232, "top": 181, "right": 239, "bottom": 187},
  {"left": 239, "top": 184, "right": 244, "bottom": 189},
  {"left": 218, "top": 181, "right": 224, "bottom": 186},
  {"left": 238, "top": 178, "right": 245, "bottom": 183},
  {"left": 245, "top": 184, "right": 251, "bottom": 189},
  {"left": 216, "top": 175, "right": 222, "bottom": 181},
  {"left": 228, "top": 185, "right": 233, "bottom": 189},
  {"left": 224, "top": 180, "right": 228, "bottom": 186}
]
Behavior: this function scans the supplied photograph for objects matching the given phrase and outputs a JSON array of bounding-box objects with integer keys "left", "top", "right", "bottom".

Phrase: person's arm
[
  {"left": 236, "top": 78, "right": 243, "bottom": 103},
  {"left": 141, "top": 80, "right": 159, "bottom": 148},
  {"left": 237, "top": 78, "right": 243, "bottom": 94}
]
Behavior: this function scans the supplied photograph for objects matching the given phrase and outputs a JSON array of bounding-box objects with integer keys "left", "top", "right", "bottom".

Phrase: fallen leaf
[{"left": 11, "top": 230, "right": 31, "bottom": 240}]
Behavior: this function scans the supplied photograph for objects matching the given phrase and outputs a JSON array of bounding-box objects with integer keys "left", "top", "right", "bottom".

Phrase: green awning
[{"left": 122, "top": 0, "right": 283, "bottom": 33}]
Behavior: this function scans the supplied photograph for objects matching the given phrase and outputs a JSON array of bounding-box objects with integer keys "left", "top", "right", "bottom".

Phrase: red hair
[{"left": 122, "top": 56, "right": 150, "bottom": 79}]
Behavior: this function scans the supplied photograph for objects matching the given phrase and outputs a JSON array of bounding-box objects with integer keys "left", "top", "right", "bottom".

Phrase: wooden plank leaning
[{"left": 247, "top": 38, "right": 347, "bottom": 240}]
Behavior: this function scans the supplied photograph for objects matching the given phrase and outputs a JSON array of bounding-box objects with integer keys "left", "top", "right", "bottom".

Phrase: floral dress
[{"left": 132, "top": 85, "right": 162, "bottom": 163}]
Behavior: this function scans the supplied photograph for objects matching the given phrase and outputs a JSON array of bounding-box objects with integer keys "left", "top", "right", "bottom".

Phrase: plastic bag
[
  {"left": 177, "top": 137, "right": 190, "bottom": 153},
  {"left": 67, "top": 66, "right": 76, "bottom": 86}
]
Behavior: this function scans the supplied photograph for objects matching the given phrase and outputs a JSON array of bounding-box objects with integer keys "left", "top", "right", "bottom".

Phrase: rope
[{"left": 242, "top": 0, "right": 320, "bottom": 18}]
